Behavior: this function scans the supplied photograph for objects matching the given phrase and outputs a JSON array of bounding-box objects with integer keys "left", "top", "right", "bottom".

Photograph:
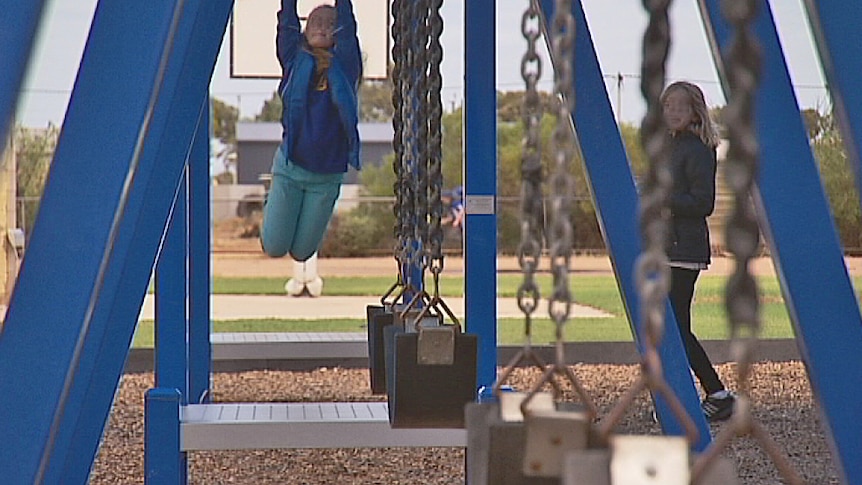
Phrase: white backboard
[{"left": 231, "top": 0, "right": 390, "bottom": 79}]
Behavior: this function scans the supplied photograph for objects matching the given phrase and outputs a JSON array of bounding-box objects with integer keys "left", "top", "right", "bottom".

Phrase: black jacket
[{"left": 668, "top": 131, "right": 716, "bottom": 264}]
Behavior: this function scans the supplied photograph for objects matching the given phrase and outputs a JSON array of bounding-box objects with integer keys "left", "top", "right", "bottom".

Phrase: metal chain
[
  {"left": 427, "top": 0, "right": 445, "bottom": 283},
  {"left": 519, "top": 0, "right": 597, "bottom": 419},
  {"left": 692, "top": 1, "right": 802, "bottom": 482},
  {"left": 495, "top": 0, "right": 549, "bottom": 397},
  {"left": 399, "top": 0, "right": 417, "bottom": 276},
  {"left": 390, "top": 0, "right": 407, "bottom": 278},
  {"left": 599, "top": 0, "right": 700, "bottom": 444},
  {"left": 411, "top": 0, "right": 430, "bottom": 274},
  {"left": 516, "top": 0, "right": 543, "bottom": 340},
  {"left": 547, "top": 0, "right": 576, "bottom": 334}
]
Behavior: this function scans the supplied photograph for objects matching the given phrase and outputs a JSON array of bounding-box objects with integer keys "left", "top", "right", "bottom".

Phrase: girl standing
[{"left": 661, "top": 81, "right": 735, "bottom": 422}]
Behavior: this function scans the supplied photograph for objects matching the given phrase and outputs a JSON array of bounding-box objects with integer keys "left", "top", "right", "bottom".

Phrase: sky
[{"left": 16, "top": 0, "right": 829, "bottom": 128}]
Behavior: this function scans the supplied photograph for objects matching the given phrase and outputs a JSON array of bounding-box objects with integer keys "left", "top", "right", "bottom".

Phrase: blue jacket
[{"left": 276, "top": 0, "right": 362, "bottom": 172}]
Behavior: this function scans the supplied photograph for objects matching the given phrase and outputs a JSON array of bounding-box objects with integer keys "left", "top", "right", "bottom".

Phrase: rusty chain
[
  {"left": 495, "top": 0, "right": 549, "bottom": 397},
  {"left": 517, "top": 0, "right": 597, "bottom": 419},
  {"left": 390, "top": 0, "right": 407, "bottom": 284},
  {"left": 427, "top": 0, "right": 445, "bottom": 284}
]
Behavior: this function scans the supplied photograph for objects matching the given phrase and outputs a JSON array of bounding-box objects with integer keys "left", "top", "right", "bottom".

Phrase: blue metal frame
[
  {"left": 538, "top": 0, "right": 711, "bottom": 450},
  {"left": 464, "top": 0, "right": 498, "bottom": 390},
  {"left": 145, "top": 388, "right": 184, "bottom": 484},
  {"left": 189, "top": 101, "right": 212, "bottom": 404},
  {"left": 803, "top": 2, "right": 862, "bottom": 224},
  {"left": 0, "top": 0, "right": 47, "bottom": 143},
  {"left": 156, "top": 167, "right": 189, "bottom": 398},
  {"left": 699, "top": 1, "right": 862, "bottom": 482},
  {"left": 0, "top": 0, "right": 233, "bottom": 481}
]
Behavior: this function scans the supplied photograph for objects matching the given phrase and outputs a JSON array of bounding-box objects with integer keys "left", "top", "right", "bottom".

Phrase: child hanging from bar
[{"left": 261, "top": 0, "right": 362, "bottom": 262}]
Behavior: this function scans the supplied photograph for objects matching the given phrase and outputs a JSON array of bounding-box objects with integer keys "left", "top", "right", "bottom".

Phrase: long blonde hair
[{"left": 660, "top": 81, "right": 720, "bottom": 148}]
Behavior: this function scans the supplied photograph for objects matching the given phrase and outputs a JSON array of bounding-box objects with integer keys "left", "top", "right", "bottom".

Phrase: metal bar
[
  {"left": 0, "top": 0, "right": 47, "bottom": 143},
  {"left": 698, "top": 1, "right": 862, "bottom": 482},
  {"left": 145, "top": 388, "right": 184, "bottom": 485},
  {"left": 0, "top": 0, "right": 234, "bottom": 481},
  {"left": 189, "top": 99, "right": 212, "bottom": 404},
  {"left": 803, "top": 1, "right": 862, "bottom": 199},
  {"left": 464, "top": 0, "right": 498, "bottom": 390},
  {"left": 537, "top": 0, "right": 711, "bottom": 451},
  {"left": 156, "top": 166, "right": 190, "bottom": 398}
]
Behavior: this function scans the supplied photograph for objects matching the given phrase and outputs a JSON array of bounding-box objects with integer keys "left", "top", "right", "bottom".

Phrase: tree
[
  {"left": 359, "top": 79, "right": 395, "bottom": 122},
  {"left": 496, "top": 90, "right": 561, "bottom": 123},
  {"left": 211, "top": 97, "right": 239, "bottom": 145},
  {"left": 15, "top": 125, "right": 59, "bottom": 236},
  {"left": 256, "top": 92, "right": 282, "bottom": 122}
]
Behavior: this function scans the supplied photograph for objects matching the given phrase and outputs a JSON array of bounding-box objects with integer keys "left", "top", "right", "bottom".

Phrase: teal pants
[{"left": 261, "top": 146, "right": 343, "bottom": 262}]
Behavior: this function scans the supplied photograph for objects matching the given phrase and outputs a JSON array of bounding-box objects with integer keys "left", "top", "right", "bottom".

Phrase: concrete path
[{"left": 139, "top": 294, "right": 611, "bottom": 321}]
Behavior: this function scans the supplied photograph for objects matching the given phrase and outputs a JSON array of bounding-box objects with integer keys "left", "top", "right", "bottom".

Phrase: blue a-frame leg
[
  {"left": 0, "top": 0, "right": 47, "bottom": 143},
  {"left": 464, "top": 0, "right": 498, "bottom": 392},
  {"left": 0, "top": 0, "right": 233, "bottom": 481},
  {"left": 803, "top": 2, "right": 862, "bottom": 216},
  {"left": 538, "top": 0, "right": 712, "bottom": 450},
  {"left": 699, "top": 1, "right": 862, "bottom": 482}
]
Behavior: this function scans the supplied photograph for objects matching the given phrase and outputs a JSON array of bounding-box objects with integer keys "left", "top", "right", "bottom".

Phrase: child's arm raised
[
  {"left": 334, "top": 0, "right": 362, "bottom": 84},
  {"left": 276, "top": 0, "right": 301, "bottom": 72}
]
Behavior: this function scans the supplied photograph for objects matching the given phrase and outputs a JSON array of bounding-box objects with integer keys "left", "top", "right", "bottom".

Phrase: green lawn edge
[{"left": 133, "top": 274, "right": 810, "bottom": 347}]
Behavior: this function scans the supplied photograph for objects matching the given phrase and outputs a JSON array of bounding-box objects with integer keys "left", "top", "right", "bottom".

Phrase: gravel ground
[{"left": 90, "top": 361, "right": 840, "bottom": 484}]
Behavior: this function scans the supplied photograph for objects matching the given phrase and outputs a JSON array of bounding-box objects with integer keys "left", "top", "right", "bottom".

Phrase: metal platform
[
  {"left": 181, "top": 402, "right": 466, "bottom": 450},
  {"left": 211, "top": 332, "right": 367, "bottom": 360}
]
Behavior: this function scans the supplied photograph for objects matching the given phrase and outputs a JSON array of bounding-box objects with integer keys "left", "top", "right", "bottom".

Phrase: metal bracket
[
  {"left": 417, "top": 325, "right": 456, "bottom": 365},
  {"left": 610, "top": 435, "right": 689, "bottom": 485},
  {"left": 498, "top": 391, "right": 555, "bottom": 422},
  {"left": 523, "top": 408, "right": 591, "bottom": 477}
]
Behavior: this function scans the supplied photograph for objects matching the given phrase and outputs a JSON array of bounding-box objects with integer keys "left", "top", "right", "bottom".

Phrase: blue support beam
[
  {"left": 145, "top": 388, "right": 184, "bottom": 485},
  {"left": 0, "top": 0, "right": 234, "bottom": 481},
  {"left": 188, "top": 101, "right": 212, "bottom": 404},
  {"left": 156, "top": 166, "right": 190, "bottom": 398},
  {"left": 699, "top": 1, "right": 862, "bottom": 482},
  {"left": 464, "top": 0, "right": 498, "bottom": 390},
  {"left": 538, "top": 0, "right": 711, "bottom": 450},
  {"left": 0, "top": 0, "right": 46, "bottom": 143},
  {"left": 803, "top": 2, "right": 862, "bottom": 217}
]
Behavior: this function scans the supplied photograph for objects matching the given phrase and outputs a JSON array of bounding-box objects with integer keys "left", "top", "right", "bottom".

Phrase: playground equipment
[{"left": 0, "top": 0, "right": 861, "bottom": 483}]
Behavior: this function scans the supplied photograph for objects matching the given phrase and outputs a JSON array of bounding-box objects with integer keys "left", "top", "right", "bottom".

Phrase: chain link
[
  {"left": 547, "top": 0, "right": 576, "bottom": 334},
  {"left": 427, "top": 0, "right": 445, "bottom": 279},
  {"left": 390, "top": 0, "right": 407, "bottom": 276},
  {"left": 494, "top": 0, "right": 551, "bottom": 397},
  {"left": 515, "top": 0, "right": 597, "bottom": 418},
  {"left": 399, "top": 0, "right": 417, "bottom": 275},
  {"left": 411, "top": 0, "right": 430, "bottom": 273},
  {"left": 516, "top": 0, "right": 543, "bottom": 339},
  {"left": 692, "top": 1, "right": 802, "bottom": 482}
]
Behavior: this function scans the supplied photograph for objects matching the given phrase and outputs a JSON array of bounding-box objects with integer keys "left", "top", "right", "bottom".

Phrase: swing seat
[
  {"left": 384, "top": 322, "right": 477, "bottom": 428},
  {"left": 366, "top": 303, "right": 392, "bottom": 394}
]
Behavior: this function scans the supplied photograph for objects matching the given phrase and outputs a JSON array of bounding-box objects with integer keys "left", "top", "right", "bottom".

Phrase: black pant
[{"left": 669, "top": 267, "right": 725, "bottom": 395}]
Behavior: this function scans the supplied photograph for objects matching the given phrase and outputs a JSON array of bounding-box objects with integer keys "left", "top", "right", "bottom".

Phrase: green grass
[{"left": 133, "top": 273, "right": 801, "bottom": 348}]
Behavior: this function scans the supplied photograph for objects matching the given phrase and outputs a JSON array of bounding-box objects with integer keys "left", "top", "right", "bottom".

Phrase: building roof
[{"left": 237, "top": 121, "right": 394, "bottom": 143}]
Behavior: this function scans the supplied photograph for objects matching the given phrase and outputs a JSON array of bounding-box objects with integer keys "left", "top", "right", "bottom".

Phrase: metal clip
[
  {"left": 499, "top": 391, "right": 554, "bottom": 422},
  {"left": 523, "top": 408, "right": 591, "bottom": 477},
  {"left": 610, "top": 435, "right": 689, "bottom": 485},
  {"left": 417, "top": 325, "right": 456, "bottom": 365}
]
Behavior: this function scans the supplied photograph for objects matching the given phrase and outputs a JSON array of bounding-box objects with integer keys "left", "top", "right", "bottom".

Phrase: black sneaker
[{"left": 702, "top": 393, "right": 735, "bottom": 422}]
